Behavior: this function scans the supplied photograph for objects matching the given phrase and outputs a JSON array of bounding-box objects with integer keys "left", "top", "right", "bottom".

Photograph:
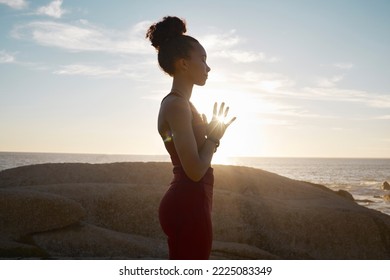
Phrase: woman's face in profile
[{"left": 186, "top": 42, "right": 211, "bottom": 86}]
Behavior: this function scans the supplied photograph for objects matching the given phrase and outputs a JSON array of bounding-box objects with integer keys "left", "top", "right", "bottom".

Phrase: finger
[
  {"left": 213, "top": 102, "right": 218, "bottom": 118},
  {"left": 225, "top": 116, "right": 237, "bottom": 127},
  {"left": 218, "top": 102, "right": 225, "bottom": 117},
  {"left": 224, "top": 106, "right": 230, "bottom": 118},
  {"left": 202, "top": 113, "right": 208, "bottom": 124}
]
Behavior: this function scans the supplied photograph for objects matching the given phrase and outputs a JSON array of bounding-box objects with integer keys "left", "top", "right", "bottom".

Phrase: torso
[{"left": 158, "top": 92, "right": 207, "bottom": 166}]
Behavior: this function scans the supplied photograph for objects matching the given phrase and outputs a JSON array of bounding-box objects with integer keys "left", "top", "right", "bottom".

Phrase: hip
[{"left": 161, "top": 166, "right": 214, "bottom": 209}]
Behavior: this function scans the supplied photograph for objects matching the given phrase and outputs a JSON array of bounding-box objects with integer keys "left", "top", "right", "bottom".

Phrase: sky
[{"left": 0, "top": 0, "right": 389, "bottom": 158}]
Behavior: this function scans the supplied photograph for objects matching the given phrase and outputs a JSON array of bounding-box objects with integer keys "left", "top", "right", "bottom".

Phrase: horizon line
[{"left": 1, "top": 150, "right": 389, "bottom": 160}]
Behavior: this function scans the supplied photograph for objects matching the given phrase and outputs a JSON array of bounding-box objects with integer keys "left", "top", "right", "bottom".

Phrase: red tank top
[{"left": 161, "top": 92, "right": 207, "bottom": 167}]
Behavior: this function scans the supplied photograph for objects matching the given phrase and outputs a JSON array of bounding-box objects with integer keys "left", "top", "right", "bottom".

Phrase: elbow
[
  {"left": 187, "top": 172, "right": 204, "bottom": 182},
  {"left": 183, "top": 168, "right": 206, "bottom": 182},
  {"left": 179, "top": 157, "right": 210, "bottom": 182}
]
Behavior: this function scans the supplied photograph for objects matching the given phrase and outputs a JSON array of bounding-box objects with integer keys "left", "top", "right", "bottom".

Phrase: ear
[{"left": 174, "top": 58, "right": 189, "bottom": 72}]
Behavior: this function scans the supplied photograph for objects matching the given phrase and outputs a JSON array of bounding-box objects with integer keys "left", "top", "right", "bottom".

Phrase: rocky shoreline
[{"left": 1, "top": 162, "right": 390, "bottom": 259}]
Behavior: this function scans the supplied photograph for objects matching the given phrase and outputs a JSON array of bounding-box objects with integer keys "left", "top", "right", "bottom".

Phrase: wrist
[{"left": 206, "top": 136, "right": 220, "bottom": 152}]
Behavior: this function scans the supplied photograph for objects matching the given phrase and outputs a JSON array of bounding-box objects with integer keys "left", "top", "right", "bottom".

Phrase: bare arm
[
  {"left": 162, "top": 97, "right": 236, "bottom": 182},
  {"left": 163, "top": 97, "right": 216, "bottom": 181}
]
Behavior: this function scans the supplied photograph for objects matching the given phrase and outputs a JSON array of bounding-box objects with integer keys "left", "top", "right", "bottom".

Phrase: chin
[{"left": 196, "top": 80, "right": 207, "bottom": 86}]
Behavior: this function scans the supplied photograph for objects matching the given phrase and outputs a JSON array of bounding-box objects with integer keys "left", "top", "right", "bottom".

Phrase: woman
[{"left": 146, "top": 16, "right": 235, "bottom": 260}]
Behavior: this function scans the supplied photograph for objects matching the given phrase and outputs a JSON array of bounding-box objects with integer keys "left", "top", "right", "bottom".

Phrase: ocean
[{"left": 0, "top": 152, "right": 389, "bottom": 215}]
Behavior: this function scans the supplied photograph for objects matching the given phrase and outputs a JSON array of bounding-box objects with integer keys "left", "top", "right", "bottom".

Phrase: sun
[
  {"left": 217, "top": 114, "right": 226, "bottom": 123},
  {"left": 191, "top": 87, "right": 266, "bottom": 162}
]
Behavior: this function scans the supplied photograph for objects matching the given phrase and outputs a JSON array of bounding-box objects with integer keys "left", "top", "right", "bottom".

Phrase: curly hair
[{"left": 146, "top": 16, "right": 199, "bottom": 76}]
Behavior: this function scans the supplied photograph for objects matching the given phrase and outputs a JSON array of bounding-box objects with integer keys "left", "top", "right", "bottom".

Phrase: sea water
[{"left": 0, "top": 152, "right": 389, "bottom": 215}]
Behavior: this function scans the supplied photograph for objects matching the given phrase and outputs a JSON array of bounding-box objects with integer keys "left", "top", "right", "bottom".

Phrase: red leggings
[{"left": 159, "top": 167, "right": 214, "bottom": 260}]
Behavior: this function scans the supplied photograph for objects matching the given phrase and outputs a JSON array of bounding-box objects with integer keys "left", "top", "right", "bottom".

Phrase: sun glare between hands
[{"left": 213, "top": 102, "right": 236, "bottom": 126}]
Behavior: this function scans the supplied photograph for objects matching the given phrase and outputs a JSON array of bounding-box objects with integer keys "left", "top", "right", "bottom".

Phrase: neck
[{"left": 171, "top": 78, "right": 193, "bottom": 100}]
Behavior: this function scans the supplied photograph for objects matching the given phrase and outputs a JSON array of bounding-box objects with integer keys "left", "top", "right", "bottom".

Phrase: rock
[
  {"left": 0, "top": 189, "right": 86, "bottom": 238},
  {"left": 355, "top": 199, "right": 375, "bottom": 203},
  {"left": 0, "top": 236, "right": 48, "bottom": 259},
  {"left": 1, "top": 162, "right": 390, "bottom": 259},
  {"left": 32, "top": 223, "right": 166, "bottom": 259},
  {"left": 16, "top": 183, "right": 166, "bottom": 239},
  {"left": 0, "top": 162, "right": 172, "bottom": 188},
  {"left": 336, "top": 189, "right": 355, "bottom": 201},
  {"left": 382, "top": 181, "right": 390, "bottom": 190},
  {"left": 211, "top": 241, "right": 279, "bottom": 260},
  {"left": 383, "top": 195, "right": 390, "bottom": 202},
  {"left": 213, "top": 165, "right": 390, "bottom": 259}
]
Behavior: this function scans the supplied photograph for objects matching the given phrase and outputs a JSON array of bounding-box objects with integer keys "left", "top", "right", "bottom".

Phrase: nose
[{"left": 207, "top": 64, "right": 211, "bottom": 73}]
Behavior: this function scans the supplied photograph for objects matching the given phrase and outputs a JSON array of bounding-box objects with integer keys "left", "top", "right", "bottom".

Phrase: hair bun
[{"left": 146, "top": 16, "right": 187, "bottom": 50}]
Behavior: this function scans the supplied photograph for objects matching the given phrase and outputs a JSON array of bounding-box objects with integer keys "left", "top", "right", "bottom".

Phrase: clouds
[
  {"left": 301, "top": 87, "right": 390, "bottom": 109},
  {"left": 255, "top": 75, "right": 390, "bottom": 110},
  {"left": 12, "top": 20, "right": 151, "bottom": 55},
  {"left": 36, "top": 0, "right": 66, "bottom": 18},
  {"left": 1, "top": 1, "right": 389, "bottom": 157},
  {"left": 333, "top": 63, "right": 354, "bottom": 70},
  {"left": 6, "top": 9, "right": 389, "bottom": 115},
  {"left": 3, "top": 3, "right": 389, "bottom": 118},
  {"left": 214, "top": 50, "right": 276, "bottom": 63},
  {"left": 225, "top": 68, "right": 390, "bottom": 131},
  {"left": 200, "top": 30, "right": 279, "bottom": 63},
  {"left": 316, "top": 75, "right": 344, "bottom": 88},
  {"left": 0, "top": 50, "right": 15, "bottom": 63},
  {"left": 54, "top": 64, "right": 122, "bottom": 77},
  {"left": 12, "top": 20, "right": 277, "bottom": 64},
  {"left": 314, "top": 62, "right": 355, "bottom": 87},
  {"left": 0, "top": 0, "right": 66, "bottom": 17},
  {"left": 53, "top": 63, "right": 148, "bottom": 79},
  {"left": 0, "top": 0, "right": 27, "bottom": 9},
  {"left": 8, "top": 16, "right": 154, "bottom": 79},
  {"left": 234, "top": 71, "right": 295, "bottom": 91}
]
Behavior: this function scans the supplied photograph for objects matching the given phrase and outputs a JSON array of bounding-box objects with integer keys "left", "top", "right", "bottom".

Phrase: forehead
[{"left": 191, "top": 42, "right": 207, "bottom": 57}]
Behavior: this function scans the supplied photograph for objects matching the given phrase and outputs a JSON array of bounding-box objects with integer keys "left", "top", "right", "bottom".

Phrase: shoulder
[
  {"left": 160, "top": 94, "right": 192, "bottom": 121},
  {"left": 159, "top": 94, "right": 194, "bottom": 133}
]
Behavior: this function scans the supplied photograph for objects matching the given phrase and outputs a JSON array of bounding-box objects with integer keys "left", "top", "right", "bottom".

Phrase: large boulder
[
  {"left": 211, "top": 241, "right": 279, "bottom": 260},
  {"left": 0, "top": 189, "right": 86, "bottom": 238},
  {"left": 0, "top": 162, "right": 172, "bottom": 187},
  {"left": 1, "top": 162, "right": 390, "bottom": 259},
  {"left": 32, "top": 223, "right": 166, "bottom": 259},
  {"left": 0, "top": 236, "right": 48, "bottom": 259},
  {"left": 212, "top": 165, "right": 390, "bottom": 259},
  {"left": 17, "top": 183, "right": 165, "bottom": 239}
]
